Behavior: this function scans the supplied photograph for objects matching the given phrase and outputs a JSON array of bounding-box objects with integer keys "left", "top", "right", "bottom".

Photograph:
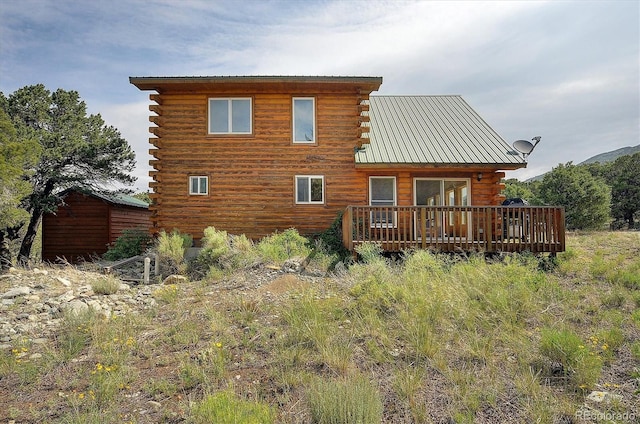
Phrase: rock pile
[
  {"left": 0, "top": 258, "right": 327, "bottom": 352},
  {"left": 0, "top": 267, "right": 159, "bottom": 351}
]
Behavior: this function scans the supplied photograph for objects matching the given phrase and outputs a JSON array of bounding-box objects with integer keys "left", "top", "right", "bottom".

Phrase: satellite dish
[
  {"left": 513, "top": 139, "right": 535, "bottom": 155},
  {"left": 512, "top": 136, "right": 542, "bottom": 159}
]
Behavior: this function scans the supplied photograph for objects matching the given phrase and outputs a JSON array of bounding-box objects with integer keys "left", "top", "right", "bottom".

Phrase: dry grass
[{"left": 1, "top": 231, "right": 639, "bottom": 423}]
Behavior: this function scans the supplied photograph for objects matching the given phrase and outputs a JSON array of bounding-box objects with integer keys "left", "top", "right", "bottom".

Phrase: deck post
[
  {"left": 144, "top": 257, "right": 150, "bottom": 284},
  {"left": 486, "top": 209, "right": 493, "bottom": 252},
  {"left": 559, "top": 207, "right": 566, "bottom": 252},
  {"left": 420, "top": 207, "right": 426, "bottom": 249},
  {"left": 342, "top": 207, "right": 353, "bottom": 252}
]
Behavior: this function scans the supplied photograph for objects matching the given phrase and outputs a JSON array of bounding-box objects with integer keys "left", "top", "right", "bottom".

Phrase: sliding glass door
[{"left": 414, "top": 179, "right": 470, "bottom": 238}]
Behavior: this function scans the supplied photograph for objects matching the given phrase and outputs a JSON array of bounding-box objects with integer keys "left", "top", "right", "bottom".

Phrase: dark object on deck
[
  {"left": 502, "top": 198, "right": 530, "bottom": 206},
  {"left": 502, "top": 198, "right": 530, "bottom": 240}
]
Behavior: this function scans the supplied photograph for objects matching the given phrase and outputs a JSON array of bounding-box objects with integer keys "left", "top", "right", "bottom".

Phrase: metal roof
[
  {"left": 356, "top": 96, "right": 525, "bottom": 168},
  {"left": 60, "top": 188, "right": 149, "bottom": 209},
  {"left": 130, "top": 75, "right": 383, "bottom": 92},
  {"left": 95, "top": 192, "right": 149, "bottom": 209}
]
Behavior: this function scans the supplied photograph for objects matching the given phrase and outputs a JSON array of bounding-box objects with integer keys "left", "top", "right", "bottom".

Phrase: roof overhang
[
  {"left": 130, "top": 75, "right": 383, "bottom": 94},
  {"left": 354, "top": 162, "right": 527, "bottom": 170}
]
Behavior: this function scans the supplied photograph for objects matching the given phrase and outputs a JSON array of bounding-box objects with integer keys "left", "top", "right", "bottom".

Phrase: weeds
[
  {"left": 90, "top": 275, "right": 121, "bottom": 295},
  {"left": 307, "top": 375, "right": 383, "bottom": 424},
  {"left": 190, "top": 391, "right": 276, "bottom": 424},
  {"left": 539, "top": 327, "right": 603, "bottom": 390},
  {"left": 2, "top": 232, "right": 639, "bottom": 423},
  {"left": 153, "top": 284, "right": 178, "bottom": 304}
]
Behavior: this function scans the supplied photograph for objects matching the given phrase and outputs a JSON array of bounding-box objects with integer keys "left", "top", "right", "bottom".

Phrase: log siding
[{"left": 132, "top": 76, "right": 563, "bottom": 254}]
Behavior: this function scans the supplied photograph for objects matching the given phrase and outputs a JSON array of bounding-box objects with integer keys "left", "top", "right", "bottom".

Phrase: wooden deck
[{"left": 342, "top": 205, "right": 565, "bottom": 254}]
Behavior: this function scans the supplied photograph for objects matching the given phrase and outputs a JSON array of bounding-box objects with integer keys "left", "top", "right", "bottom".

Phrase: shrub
[
  {"left": 314, "top": 211, "right": 350, "bottom": 260},
  {"left": 308, "top": 375, "right": 383, "bottom": 424},
  {"left": 91, "top": 275, "right": 121, "bottom": 295},
  {"left": 200, "top": 226, "right": 230, "bottom": 262},
  {"left": 103, "top": 228, "right": 152, "bottom": 261},
  {"left": 190, "top": 391, "right": 276, "bottom": 424},
  {"left": 354, "top": 242, "right": 383, "bottom": 264},
  {"left": 195, "top": 228, "right": 257, "bottom": 276},
  {"left": 257, "top": 228, "right": 310, "bottom": 264},
  {"left": 157, "top": 229, "right": 192, "bottom": 274}
]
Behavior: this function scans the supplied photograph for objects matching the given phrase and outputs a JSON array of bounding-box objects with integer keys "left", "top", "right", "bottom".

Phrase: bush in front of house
[
  {"left": 103, "top": 228, "right": 153, "bottom": 261},
  {"left": 192, "top": 227, "right": 257, "bottom": 279},
  {"left": 257, "top": 228, "right": 311, "bottom": 264},
  {"left": 157, "top": 229, "right": 192, "bottom": 275}
]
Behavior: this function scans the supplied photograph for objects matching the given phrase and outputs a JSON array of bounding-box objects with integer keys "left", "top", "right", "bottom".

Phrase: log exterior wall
[
  {"left": 141, "top": 80, "right": 510, "bottom": 242},
  {"left": 42, "top": 191, "right": 151, "bottom": 262}
]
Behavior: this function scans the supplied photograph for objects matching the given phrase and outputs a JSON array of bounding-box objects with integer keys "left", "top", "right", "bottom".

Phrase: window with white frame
[
  {"left": 295, "top": 175, "right": 324, "bottom": 204},
  {"left": 208, "top": 98, "right": 252, "bottom": 134},
  {"left": 292, "top": 97, "right": 315, "bottom": 143},
  {"left": 369, "top": 176, "right": 396, "bottom": 227},
  {"left": 189, "top": 176, "right": 208, "bottom": 195}
]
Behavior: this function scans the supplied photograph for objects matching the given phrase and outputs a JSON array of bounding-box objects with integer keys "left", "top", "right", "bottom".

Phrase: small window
[
  {"left": 189, "top": 176, "right": 208, "bottom": 195},
  {"left": 209, "top": 98, "right": 252, "bottom": 134},
  {"left": 293, "top": 97, "right": 315, "bottom": 143},
  {"left": 295, "top": 175, "right": 324, "bottom": 204}
]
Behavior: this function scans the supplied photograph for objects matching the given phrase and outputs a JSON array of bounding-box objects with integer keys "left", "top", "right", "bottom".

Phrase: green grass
[
  {"left": 307, "top": 375, "right": 383, "bottom": 424},
  {"left": 190, "top": 391, "right": 276, "bottom": 424}
]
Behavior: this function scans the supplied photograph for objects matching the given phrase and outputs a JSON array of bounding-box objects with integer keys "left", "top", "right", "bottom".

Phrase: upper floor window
[
  {"left": 189, "top": 176, "right": 208, "bottom": 195},
  {"left": 295, "top": 175, "right": 324, "bottom": 204},
  {"left": 293, "top": 97, "right": 315, "bottom": 143},
  {"left": 209, "top": 98, "right": 252, "bottom": 134}
]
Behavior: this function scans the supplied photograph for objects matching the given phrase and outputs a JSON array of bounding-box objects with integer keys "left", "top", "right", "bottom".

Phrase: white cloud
[
  {"left": 2, "top": 0, "right": 637, "bottom": 187},
  {"left": 97, "top": 100, "right": 154, "bottom": 193}
]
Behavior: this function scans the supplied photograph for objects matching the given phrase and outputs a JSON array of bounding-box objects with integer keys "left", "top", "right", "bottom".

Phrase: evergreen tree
[
  {"left": 609, "top": 153, "right": 640, "bottom": 229},
  {"left": 538, "top": 162, "right": 611, "bottom": 230},
  {"left": 0, "top": 106, "right": 39, "bottom": 270},
  {"left": 3, "top": 84, "right": 136, "bottom": 263}
]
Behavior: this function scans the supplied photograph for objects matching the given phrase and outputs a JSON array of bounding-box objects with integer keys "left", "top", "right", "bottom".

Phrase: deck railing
[{"left": 342, "top": 205, "right": 565, "bottom": 254}]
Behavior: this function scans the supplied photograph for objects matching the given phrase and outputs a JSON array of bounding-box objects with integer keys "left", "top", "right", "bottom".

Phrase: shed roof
[
  {"left": 60, "top": 188, "right": 149, "bottom": 209},
  {"left": 356, "top": 96, "right": 525, "bottom": 169},
  {"left": 94, "top": 192, "right": 149, "bottom": 209}
]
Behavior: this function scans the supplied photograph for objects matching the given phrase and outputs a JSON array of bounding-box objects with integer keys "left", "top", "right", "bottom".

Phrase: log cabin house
[
  {"left": 42, "top": 189, "right": 151, "bottom": 263},
  {"left": 130, "top": 76, "right": 564, "bottom": 254}
]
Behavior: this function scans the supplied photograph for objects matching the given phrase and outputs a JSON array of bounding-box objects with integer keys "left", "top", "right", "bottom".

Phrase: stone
[
  {"left": 282, "top": 258, "right": 303, "bottom": 273},
  {"left": 2, "top": 286, "right": 31, "bottom": 299},
  {"left": 63, "top": 300, "right": 89, "bottom": 316},
  {"left": 586, "top": 390, "right": 624, "bottom": 403},
  {"left": 56, "top": 277, "right": 72, "bottom": 287},
  {"left": 57, "top": 291, "right": 76, "bottom": 303},
  {"left": 163, "top": 275, "right": 188, "bottom": 285}
]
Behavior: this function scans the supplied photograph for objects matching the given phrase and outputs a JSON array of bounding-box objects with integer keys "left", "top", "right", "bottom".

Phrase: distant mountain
[
  {"left": 526, "top": 144, "right": 640, "bottom": 182},
  {"left": 578, "top": 144, "right": 640, "bottom": 165}
]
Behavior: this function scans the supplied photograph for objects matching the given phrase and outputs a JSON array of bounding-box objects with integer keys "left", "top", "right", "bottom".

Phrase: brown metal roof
[
  {"left": 356, "top": 96, "right": 525, "bottom": 169},
  {"left": 130, "top": 75, "right": 383, "bottom": 93}
]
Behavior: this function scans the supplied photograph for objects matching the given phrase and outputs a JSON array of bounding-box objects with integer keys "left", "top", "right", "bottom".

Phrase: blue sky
[{"left": 1, "top": 0, "right": 638, "bottom": 192}]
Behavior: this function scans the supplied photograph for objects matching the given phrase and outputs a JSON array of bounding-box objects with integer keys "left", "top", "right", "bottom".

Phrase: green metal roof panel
[
  {"left": 356, "top": 96, "right": 525, "bottom": 166},
  {"left": 97, "top": 192, "right": 149, "bottom": 209}
]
